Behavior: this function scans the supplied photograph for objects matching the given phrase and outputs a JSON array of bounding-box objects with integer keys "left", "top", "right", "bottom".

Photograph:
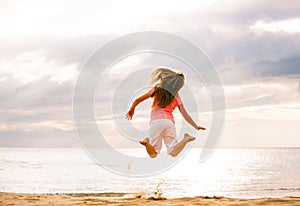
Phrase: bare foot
[
  {"left": 139, "top": 138, "right": 149, "bottom": 146},
  {"left": 184, "top": 133, "right": 196, "bottom": 142}
]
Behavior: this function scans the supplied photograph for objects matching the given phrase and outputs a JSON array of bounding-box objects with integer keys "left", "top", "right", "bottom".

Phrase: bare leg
[
  {"left": 140, "top": 138, "right": 157, "bottom": 158},
  {"left": 169, "top": 133, "right": 195, "bottom": 157}
]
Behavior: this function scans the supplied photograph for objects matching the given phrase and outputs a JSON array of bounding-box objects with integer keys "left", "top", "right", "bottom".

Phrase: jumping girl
[{"left": 126, "top": 68, "right": 206, "bottom": 158}]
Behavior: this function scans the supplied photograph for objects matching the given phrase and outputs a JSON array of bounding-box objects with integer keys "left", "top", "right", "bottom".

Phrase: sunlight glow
[{"left": 0, "top": 0, "right": 220, "bottom": 37}]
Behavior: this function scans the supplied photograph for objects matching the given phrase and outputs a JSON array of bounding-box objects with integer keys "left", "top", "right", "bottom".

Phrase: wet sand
[{"left": 1, "top": 192, "right": 300, "bottom": 206}]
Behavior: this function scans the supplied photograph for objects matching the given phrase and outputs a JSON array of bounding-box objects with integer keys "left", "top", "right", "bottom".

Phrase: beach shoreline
[{"left": 1, "top": 192, "right": 299, "bottom": 206}]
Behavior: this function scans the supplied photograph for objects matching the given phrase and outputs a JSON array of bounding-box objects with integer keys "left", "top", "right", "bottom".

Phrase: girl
[{"left": 126, "top": 68, "right": 206, "bottom": 158}]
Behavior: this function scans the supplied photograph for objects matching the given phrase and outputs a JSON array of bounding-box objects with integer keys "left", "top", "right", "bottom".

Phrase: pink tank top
[{"left": 148, "top": 87, "right": 183, "bottom": 124}]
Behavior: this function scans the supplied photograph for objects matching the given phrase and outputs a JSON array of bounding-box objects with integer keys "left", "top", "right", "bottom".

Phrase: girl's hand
[
  {"left": 196, "top": 125, "right": 206, "bottom": 130},
  {"left": 126, "top": 109, "right": 134, "bottom": 120},
  {"left": 125, "top": 92, "right": 151, "bottom": 121}
]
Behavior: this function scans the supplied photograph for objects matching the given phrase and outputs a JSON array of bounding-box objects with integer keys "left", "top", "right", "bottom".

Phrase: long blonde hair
[{"left": 150, "top": 68, "right": 185, "bottom": 108}]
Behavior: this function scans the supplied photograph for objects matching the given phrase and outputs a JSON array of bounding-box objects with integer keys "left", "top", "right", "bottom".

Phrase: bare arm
[
  {"left": 178, "top": 104, "right": 206, "bottom": 130},
  {"left": 126, "top": 92, "right": 152, "bottom": 120}
]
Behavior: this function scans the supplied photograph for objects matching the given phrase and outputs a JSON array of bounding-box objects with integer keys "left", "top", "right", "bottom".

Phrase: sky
[{"left": 0, "top": 0, "right": 299, "bottom": 148}]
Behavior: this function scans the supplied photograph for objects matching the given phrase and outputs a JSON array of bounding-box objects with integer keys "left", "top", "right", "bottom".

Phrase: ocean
[{"left": 0, "top": 148, "right": 299, "bottom": 198}]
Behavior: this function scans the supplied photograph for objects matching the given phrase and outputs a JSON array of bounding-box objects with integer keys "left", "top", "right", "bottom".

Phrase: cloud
[
  {"left": 250, "top": 18, "right": 300, "bottom": 34},
  {"left": 252, "top": 56, "right": 300, "bottom": 78},
  {"left": 0, "top": 50, "right": 78, "bottom": 84},
  {"left": 224, "top": 77, "right": 300, "bottom": 108},
  {"left": 0, "top": 0, "right": 300, "bottom": 147}
]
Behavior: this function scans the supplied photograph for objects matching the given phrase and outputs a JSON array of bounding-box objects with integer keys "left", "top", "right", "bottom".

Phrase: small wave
[
  {"left": 55, "top": 192, "right": 166, "bottom": 199},
  {"left": 56, "top": 192, "right": 131, "bottom": 198},
  {"left": 264, "top": 188, "right": 300, "bottom": 191}
]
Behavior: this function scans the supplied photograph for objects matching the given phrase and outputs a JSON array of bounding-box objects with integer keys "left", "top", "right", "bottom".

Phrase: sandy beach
[{"left": 1, "top": 192, "right": 299, "bottom": 206}]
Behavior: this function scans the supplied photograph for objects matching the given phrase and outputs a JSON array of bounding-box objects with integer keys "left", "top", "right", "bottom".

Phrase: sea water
[{"left": 0, "top": 148, "right": 299, "bottom": 198}]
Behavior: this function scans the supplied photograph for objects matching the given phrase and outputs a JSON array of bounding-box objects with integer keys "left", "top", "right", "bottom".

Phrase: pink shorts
[{"left": 149, "top": 119, "right": 178, "bottom": 154}]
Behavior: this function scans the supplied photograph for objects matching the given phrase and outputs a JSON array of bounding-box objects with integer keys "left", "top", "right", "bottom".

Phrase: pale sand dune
[{"left": 1, "top": 192, "right": 299, "bottom": 206}]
